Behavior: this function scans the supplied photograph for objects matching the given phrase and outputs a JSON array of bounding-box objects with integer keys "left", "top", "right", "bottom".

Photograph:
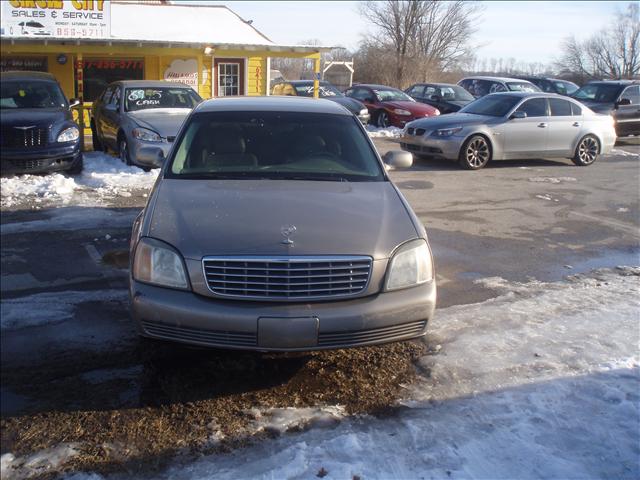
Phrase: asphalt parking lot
[{"left": 1, "top": 136, "right": 639, "bottom": 475}]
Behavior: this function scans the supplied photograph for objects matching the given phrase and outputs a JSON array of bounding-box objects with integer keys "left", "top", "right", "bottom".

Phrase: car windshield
[
  {"left": 440, "top": 85, "right": 475, "bottom": 101},
  {"left": 168, "top": 111, "right": 384, "bottom": 182},
  {"left": 506, "top": 82, "right": 540, "bottom": 92},
  {"left": 374, "top": 88, "right": 414, "bottom": 102},
  {"left": 460, "top": 94, "right": 521, "bottom": 117},
  {"left": 294, "top": 83, "right": 344, "bottom": 98},
  {"left": 124, "top": 87, "right": 201, "bottom": 112},
  {"left": 572, "top": 84, "right": 623, "bottom": 103},
  {"left": 555, "top": 80, "right": 578, "bottom": 95},
  {"left": 0, "top": 80, "right": 67, "bottom": 109}
]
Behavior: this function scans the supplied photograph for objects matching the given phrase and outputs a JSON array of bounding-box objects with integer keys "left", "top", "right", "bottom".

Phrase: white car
[{"left": 18, "top": 21, "right": 51, "bottom": 36}]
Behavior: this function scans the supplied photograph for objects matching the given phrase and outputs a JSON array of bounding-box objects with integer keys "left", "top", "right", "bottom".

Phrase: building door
[{"left": 214, "top": 58, "right": 245, "bottom": 96}]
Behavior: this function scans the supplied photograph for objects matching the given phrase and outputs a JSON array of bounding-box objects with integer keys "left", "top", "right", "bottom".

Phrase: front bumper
[
  {"left": 131, "top": 280, "right": 436, "bottom": 351},
  {"left": 128, "top": 139, "right": 172, "bottom": 168},
  {"left": 400, "top": 134, "right": 464, "bottom": 160},
  {"left": 0, "top": 143, "right": 82, "bottom": 175},
  {"left": 358, "top": 112, "right": 371, "bottom": 125}
]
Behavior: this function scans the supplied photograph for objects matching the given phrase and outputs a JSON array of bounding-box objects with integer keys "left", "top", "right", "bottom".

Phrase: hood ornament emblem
[{"left": 281, "top": 224, "right": 296, "bottom": 245}]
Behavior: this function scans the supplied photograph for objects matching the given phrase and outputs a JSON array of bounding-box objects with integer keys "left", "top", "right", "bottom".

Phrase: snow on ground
[
  {"left": 43, "top": 267, "right": 639, "bottom": 480},
  {"left": 0, "top": 290, "right": 128, "bottom": 331},
  {"left": 0, "top": 152, "right": 158, "bottom": 208},
  {"left": 528, "top": 176, "right": 577, "bottom": 184},
  {"left": 1, "top": 444, "right": 80, "bottom": 480},
  {"left": 609, "top": 148, "right": 639, "bottom": 157},
  {"left": 366, "top": 125, "right": 404, "bottom": 138}
]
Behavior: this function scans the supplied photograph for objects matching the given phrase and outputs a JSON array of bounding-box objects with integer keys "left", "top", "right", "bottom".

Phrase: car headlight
[
  {"left": 132, "top": 127, "right": 162, "bottom": 142},
  {"left": 433, "top": 109, "right": 441, "bottom": 116},
  {"left": 385, "top": 239, "right": 433, "bottom": 291},
  {"left": 393, "top": 109, "right": 412, "bottom": 116},
  {"left": 431, "top": 126, "right": 463, "bottom": 137},
  {"left": 359, "top": 108, "right": 369, "bottom": 115},
  {"left": 133, "top": 237, "right": 189, "bottom": 289},
  {"left": 57, "top": 126, "right": 79, "bottom": 142}
]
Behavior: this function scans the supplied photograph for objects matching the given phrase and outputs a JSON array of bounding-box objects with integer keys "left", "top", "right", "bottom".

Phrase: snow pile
[
  {"left": 1, "top": 289, "right": 128, "bottom": 331},
  {"left": 1, "top": 443, "right": 80, "bottom": 480},
  {"left": 528, "top": 176, "right": 577, "bottom": 184},
  {"left": 0, "top": 173, "right": 77, "bottom": 207},
  {"left": 366, "top": 125, "right": 404, "bottom": 138},
  {"left": 0, "top": 152, "right": 158, "bottom": 208},
  {"left": 248, "top": 406, "right": 346, "bottom": 435},
  {"left": 56, "top": 267, "right": 640, "bottom": 480},
  {"left": 609, "top": 148, "right": 639, "bottom": 157}
]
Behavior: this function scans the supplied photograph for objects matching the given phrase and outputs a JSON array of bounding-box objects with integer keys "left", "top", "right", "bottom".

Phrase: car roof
[
  {"left": 518, "top": 76, "right": 577, "bottom": 83},
  {"left": 461, "top": 76, "right": 535, "bottom": 83},
  {"left": 352, "top": 84, "right": 400, "bottom": 90},
  {"left": 487, "top": 91, "right": 579, "bottom": 100},
  {"left": 586, "top": 80, "right": 639, "bottom": 86},
  {"left": 0, "top": 71, "right": 57, "bottom": 82},
  {"left": 194, "top": 96, "right": 351, "bottom": 115},
  {"left": 411, "top": 82, "right": 461, "bottom": 88},
  {"left": 283, "top": 80, "right": 332, "bottom": 85},
  {"left": 110, "top": 80, "right": 193, "bottom": 88}
]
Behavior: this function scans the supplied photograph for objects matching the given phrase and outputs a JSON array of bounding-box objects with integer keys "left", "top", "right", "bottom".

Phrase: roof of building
[{"left": 194, "top": 96, "right": 350, "bottom": 115}]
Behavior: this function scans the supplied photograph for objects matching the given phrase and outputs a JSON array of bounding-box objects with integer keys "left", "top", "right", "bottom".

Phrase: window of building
[
  {"left": 214, "top": 58, "right": 245, "bottom": 97},
  {"left": 0, "top": 56, "right": 47, "bottom": 72},
  {"left": 79, "top": 58, "right": 144, "bottom": 102}
]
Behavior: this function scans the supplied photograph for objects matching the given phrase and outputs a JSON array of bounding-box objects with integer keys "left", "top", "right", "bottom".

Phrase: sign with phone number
[{"left": 1, "top": 0, "right": 111, "bottom": 40}]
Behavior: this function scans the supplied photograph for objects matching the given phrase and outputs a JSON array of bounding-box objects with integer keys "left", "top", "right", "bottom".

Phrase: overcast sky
[{"left": 205, "top": 1, "right": 626, "bottom": 65}]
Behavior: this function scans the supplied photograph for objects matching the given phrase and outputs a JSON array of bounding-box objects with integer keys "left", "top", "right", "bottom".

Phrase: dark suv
[
  {"left": 0, "top": 71, "right": 83, "bottom": 175},
  {"left": 516, "top": 76, "right": 579, "bottom": 96},
  {"left": 571, "top": 80, "right": 640, "bottom": 137}
]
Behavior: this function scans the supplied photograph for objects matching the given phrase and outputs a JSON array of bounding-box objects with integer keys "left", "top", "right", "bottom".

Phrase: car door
[
  {"left": 615, "top": 85, "right": 640, "bottom": 135},
  {"left": 502, "top": 97, "right": 549, "bottom": 158},
  {"left": 546, "top": 97, "right": 581, "bottom": 156}
]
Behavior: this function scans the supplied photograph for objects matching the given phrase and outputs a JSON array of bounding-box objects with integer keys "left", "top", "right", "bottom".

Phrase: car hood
[
  {"left": 577, "top": 100, "right": 613, "bottom": 114},
  {"left": 408, "top": 112, "right": 495, "bottom": 129},
  {"left": 382, "top": 101, "right": 437, "bottom": 115},
  {"left": 127, "top": 108, "right": 191, "bottom": 138},
  {"left": 0, "top": 107, "right": 71, "bottom": 128},
  {"left": 326, "top": 96, "right": 367, "bottom": 115},
  {"left": 148, "top": 179, "right": 418, "bottom": 260}
]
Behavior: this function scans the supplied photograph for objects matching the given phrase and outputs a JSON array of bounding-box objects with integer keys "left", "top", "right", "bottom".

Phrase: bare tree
[
  {"left": 557, "top": 3, "right": 639, "bottom": 80},
  {"left": 357, "top": 0, "right": 482, "bottom": 87}
]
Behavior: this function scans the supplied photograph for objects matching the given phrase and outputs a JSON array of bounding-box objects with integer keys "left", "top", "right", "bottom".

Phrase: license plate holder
[{"left": 258, "top": 316, "right": 319, "bottom": 349}]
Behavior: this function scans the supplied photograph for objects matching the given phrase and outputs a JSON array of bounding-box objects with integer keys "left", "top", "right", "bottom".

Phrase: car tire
[
  {"left": 90, "top": 121, "right": 103, "bottom": 152},
  {"left": 572, "top": 135, "right": 599, "bottom": 166},
  {"left": 376, "top": 111, "right": 390, "bottom": 128},
  {"left": 67, "top": 154, "right": 83, "bottom": 175},
  {"left": 119, "top": 136, "right": 133, "bottom": 166},
  {"left": 458, "top": 135, "right": 491, "bottom": 170}
]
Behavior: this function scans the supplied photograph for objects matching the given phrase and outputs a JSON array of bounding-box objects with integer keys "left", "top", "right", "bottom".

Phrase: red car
[{"left": 344, "top": 84, "right": 440, "bottom": 128}]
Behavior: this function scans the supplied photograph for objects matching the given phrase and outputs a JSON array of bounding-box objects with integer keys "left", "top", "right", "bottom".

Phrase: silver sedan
[{"left": 400, "top": 92, "right": 617, "bottom": 169}]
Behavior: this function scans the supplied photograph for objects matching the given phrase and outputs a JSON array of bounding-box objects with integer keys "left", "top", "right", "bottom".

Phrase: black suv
[
  {"left": 571, "top": 80, "right": 640, "bottom": 137},
  {"left": 1, "top": 71, "right": 83, "bottom": 175},
  {"left": 516, "top": 76, "right": 579, "bottom": 96},
  {"left": 405, "top": 82, "right": 475, "bottom": 114}
]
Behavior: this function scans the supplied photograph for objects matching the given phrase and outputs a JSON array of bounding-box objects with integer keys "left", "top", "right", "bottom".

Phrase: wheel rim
[
  {"left": 578, "top": 137, "right": 598, "bottom": 164},
  {"left": 378, "top": 113, "right": 389, "bottom": 128},
  {"left": 465, "top": 137, "right": 489, "bottom": 168},
  {"left": 119, "top": 140, "right": 127, "bottom": 163}
]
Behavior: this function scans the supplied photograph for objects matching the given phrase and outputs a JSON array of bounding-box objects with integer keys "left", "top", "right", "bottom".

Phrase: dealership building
[{"left": 1, "top": 0, "right": 328, "bottom": 132}]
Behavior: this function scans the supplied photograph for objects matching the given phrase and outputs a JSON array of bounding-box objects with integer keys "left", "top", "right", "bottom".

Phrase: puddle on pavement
[
  {"left": 396, "top": 180, "right": 434, "bottom": 190},
  {"left": 549, "top": 248, "right": 640, "bottom": 279},
  {"left": 101, "top": 249, "right": 129, "bottom": 269}
]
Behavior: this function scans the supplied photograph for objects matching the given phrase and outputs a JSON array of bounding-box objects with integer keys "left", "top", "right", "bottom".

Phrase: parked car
[
  {"left": 515, "top": 76, "right": 579, "bottom": 96},
  {"left": 129, "top": 96, "right": 436, "bottom": 351},
  {"left": 271, "top": 80, "right": 370, "bottom": 124},
  {"left": 405, "top": 83, "right": 475, "bottom": 114},
  {"left": 0, "top": 71, "right": 83, "bottom": 175},
  {"left": 458, "top": 76, "right": 541, "bottom": 98},
  {"left": 344, "top": 84, "right": 439, "bottom": 128},
  {"left": 400, "top": 92, "right": 616, "bottom": 170},
  {"left": 570, "top": 80, "right": 639, "bottom": 137},
  {"left": 91, "top": 80, "right": 202, "bottom": 168}
]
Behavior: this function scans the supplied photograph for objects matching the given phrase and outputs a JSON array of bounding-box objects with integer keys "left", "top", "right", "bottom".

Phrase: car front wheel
[
  {"left": 572, "top": 135, "right": 599, "bottom": 166},
  {"left": 377, "top": 111, "right": 390, "bottom": 128},
  {"left": 119, "top": 137, "right": 133, "bottom": 166},
  {"left": 459, "top": 135, "right": 491, "bottom": 170}
]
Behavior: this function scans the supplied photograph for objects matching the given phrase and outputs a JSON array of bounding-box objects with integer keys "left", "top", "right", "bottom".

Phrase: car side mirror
[
  {"left": 510, "top": 111, "right": 527, "bottom": 119},
  {"left": 430, "top": 95, "right": 441, "bottom": 101},
  {"left": 137, "top": 146, "right": 165, "bottom": 169},
  {"left": 383, "top": 150, "right": 413, "bottom": 169},
  {"left": 68, "top": 98, "right": 81, "bottom": 108},
  {"left": 617, "top": 98, "right": 632, "bottom": 106}
]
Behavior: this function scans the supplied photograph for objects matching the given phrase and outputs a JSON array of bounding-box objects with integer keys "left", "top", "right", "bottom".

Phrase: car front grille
[
  {"left": 405, "top": 127, "right": 426, "bottom": 136},
  {"left": 202, "top": 256, "right": 372, "bottom": 300},
  {"left": 318, "top": 320, "right": 427, "bottom": 347},
  {"left": 5, "top": 158, "right": 51, "bottom": 170},
  {"left": 1, "top": 126, "right": 49, "bottom": 148},
  {"left": 142, "top": 320, "right": 257, "bottom": 347}
]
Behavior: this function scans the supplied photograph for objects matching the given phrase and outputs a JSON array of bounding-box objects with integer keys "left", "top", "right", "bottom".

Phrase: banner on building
[
  {"left": 1, "top": 1, "right": 111, "bottom": 40},
  {"left": 164, "top": 59, "right": 199, "bottom": 91}
]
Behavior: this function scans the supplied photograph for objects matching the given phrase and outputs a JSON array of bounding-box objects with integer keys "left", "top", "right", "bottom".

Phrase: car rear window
[{"left": 167, "top": 111, "right": 385, "bottom": 182}]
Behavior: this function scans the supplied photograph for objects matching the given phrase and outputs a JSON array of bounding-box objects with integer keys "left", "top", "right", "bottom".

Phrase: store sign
[
  {"left": 164, "top": 59, "right": 198, "bottom": 90},
  {"left": 1, "top": 0, "right": 111, "bottom": 40},
  {"left": 0, "top": 56, "right": 48, "bottom": 72}
]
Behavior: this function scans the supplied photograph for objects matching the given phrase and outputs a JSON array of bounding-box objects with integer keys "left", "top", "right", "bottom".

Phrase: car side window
[
  {"left": 101, "top": 86, "right": 114, "bottom": 105},
  {"left": 351, "top": 88, "right": 371, "bottom": 102},
  {"left": 110, "top": 87, "right": 121, "bottom": 109},
  {"left": 516, "top": 98, "right": 548, "bottom": 117},
  {"left": 621, "top": 85, "right": 640, "bottom": 104},
  {"left": 549, "top": 98, "right": 572, "bottom": 116},
  {"left": 424, "top": 86, "right": 437, "bottom": 97},
  {"left": 489, "top": 82, "right": 507, "bottom": 94},
  {"left": 570, "top": 102, "right": 582, "bottom": 116},
  {"left": 408, "top": 85, "right": 425, "bottom": 96}
]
